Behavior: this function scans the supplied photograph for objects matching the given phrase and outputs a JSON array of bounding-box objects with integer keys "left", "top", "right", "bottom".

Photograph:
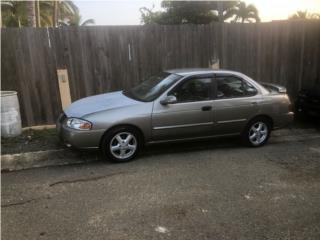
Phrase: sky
[{"left": 74, "top": 0, "right": 320, "bottom": 25}]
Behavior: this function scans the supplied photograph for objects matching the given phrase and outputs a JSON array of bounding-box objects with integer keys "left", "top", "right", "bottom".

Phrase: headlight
[{"left": 66, "top": 118, "right": 92, "bottom": 130}]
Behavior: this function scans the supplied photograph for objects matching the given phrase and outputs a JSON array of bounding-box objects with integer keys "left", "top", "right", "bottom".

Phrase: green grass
[{"left": 1, "top": 128, "right": 62, "bottom": 155}]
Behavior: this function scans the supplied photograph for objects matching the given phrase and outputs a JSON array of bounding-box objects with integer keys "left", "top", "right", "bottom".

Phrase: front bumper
[{"left": 56, "top": 116, "right": 104, "bottom": 149}]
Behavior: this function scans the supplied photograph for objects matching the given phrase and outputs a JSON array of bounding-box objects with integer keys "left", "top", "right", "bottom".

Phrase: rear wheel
[
  {"left": 242, "top": 117, "right": 271, "bottom": 147},
  {"left": 101, "top": 126, "right": 142, "bottom": 162}
]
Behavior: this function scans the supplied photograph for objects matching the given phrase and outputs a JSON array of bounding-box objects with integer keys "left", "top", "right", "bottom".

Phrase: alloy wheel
[
  {"left": 248, "top": 121, "right": 268, "bottom": 146},
  {"left": 109, "top": 132, "right": 137, "bottom": 159}
]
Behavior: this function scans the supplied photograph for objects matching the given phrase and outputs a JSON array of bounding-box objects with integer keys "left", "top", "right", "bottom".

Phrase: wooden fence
[{"left": 1, "top": 21, "right": 320, "bottom": 127}]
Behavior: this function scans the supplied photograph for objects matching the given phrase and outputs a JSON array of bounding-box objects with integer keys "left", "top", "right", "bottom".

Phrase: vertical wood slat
[{"left": 1, "top": 21, "right": 320, "bottom": 127}]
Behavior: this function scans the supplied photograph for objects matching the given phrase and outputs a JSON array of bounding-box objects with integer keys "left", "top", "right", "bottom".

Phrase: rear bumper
[
  {"left": 56, "top": 120, "right": 104, "bottom": 149},
  {"left": 274, "top": 112, "right": 294, "bottom": 129}
]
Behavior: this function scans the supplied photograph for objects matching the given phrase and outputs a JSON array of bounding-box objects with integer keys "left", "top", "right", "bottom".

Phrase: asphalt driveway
[{"left": 2, "top": 128, "right": 320, "bottom": 240}]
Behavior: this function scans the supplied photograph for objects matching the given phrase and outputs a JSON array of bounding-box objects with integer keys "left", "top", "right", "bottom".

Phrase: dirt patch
[{"left": 1, "top": 128, "right": 63, "bottom": 155}]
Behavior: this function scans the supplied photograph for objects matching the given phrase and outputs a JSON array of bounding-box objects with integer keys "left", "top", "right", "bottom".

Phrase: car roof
[{"left": 165, "top": 68, "right": 241, "bottom": 76}]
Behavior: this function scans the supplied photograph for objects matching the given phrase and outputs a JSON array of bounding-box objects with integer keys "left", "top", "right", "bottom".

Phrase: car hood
[{"left": 64, "top": 91, "right": 140, "bottom": 118}]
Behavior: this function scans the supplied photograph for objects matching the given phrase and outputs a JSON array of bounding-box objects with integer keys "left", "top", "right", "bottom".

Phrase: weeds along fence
[{"left": 1, "top": 21, "right": 320, "bottom": 126}]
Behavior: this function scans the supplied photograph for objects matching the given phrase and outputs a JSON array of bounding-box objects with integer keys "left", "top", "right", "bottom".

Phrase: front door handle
[{"left": 202, "top": 106, "right": 212, "bottom": 111}]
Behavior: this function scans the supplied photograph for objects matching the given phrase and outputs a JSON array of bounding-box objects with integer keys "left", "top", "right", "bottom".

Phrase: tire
[
  {"left": 242, "top": 117, "right": 271, "bottom": 147},
  {"left": 101, "top": 126, "right": 142, "bottom": 163}
]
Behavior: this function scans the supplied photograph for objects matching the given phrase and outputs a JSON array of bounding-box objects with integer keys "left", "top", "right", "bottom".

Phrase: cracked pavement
[{"left": 2, "top": 128, "right": 320, "bottom": 240}]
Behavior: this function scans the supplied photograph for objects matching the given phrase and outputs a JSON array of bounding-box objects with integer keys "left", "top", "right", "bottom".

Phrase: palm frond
[
  {"left": 60, "top": 0, "right": 79, "bottom": 16},
  {"left": 40, "top": 12, "right": 53, "bottom": 26},
  {"left": 223, "top": 8, "right": 237, "bottom": 20},
  {"left": 81, "top": 19, "right": 95, "bottom": 26}
]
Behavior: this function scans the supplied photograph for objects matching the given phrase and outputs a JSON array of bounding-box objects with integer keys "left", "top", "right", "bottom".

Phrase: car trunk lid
[{"left": 260, "top": 82, "right": 287, "bottom": 94}]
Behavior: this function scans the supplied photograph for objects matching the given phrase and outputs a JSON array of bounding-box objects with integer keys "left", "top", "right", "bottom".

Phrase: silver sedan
[{"left": 57, "top": 69, "right": 294, "bottom": 162}]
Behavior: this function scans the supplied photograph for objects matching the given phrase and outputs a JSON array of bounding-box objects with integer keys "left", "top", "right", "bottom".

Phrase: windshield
[{"left": 123, "top": 72, "right": 182, "bottom": 102}]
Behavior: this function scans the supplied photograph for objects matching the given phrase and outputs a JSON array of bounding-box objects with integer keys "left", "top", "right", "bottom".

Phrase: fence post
[{"left": 57, "top": 69, "right": 72, "bottom": 110}]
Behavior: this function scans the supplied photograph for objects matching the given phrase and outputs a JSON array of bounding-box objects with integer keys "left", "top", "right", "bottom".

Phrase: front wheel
[
  {"left": 242, "top": 118, "right": 271, "bottom": 147},
  {"left": 101, "top": 126, "right": 142, "bottom": 162}
]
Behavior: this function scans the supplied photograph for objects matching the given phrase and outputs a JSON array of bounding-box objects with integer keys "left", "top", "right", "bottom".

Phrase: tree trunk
[
  {"left": 217, "top": 2, "right": 224, "bottom": 23},
  {"left": 53, "top": 1, "right": 58, "bottom": 27},
  {"left": 26, "top": 0, "right": 36, "bottom": 27},
  {"left": 35, "top": 0, "right": 41, "bottom": 27}
]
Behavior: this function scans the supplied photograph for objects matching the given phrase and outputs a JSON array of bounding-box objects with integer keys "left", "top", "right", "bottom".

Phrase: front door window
[{"left": 169, "top": 78, "right": 212, "bottom": 102}]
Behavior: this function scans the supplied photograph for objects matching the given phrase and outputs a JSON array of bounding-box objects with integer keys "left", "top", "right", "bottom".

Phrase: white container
[{"left": 1, "top": 91, "right": 22, "bottom": 138}]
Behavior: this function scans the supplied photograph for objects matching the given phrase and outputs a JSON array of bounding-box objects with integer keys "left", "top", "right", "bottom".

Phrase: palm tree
[
  {"left": 39, "top": 0, "right": 79, "bottom": 27},
  {"left": 289, "top": 10, "right": 320, "bottom": 20},
  {"left": 55, "top": 0, "right": 79, "bottom": 26},
  {"left": 217, "top": 1, "right": 241, "bottom": 22},
  {"left": 229, "top": 1, "right": 260, "bottom": 23},
  {"left": 1, "top": 0, "right": 79, "bottom": 27},
  {"left": 1, "top": 1, "right": 27, "bottom": 27}
]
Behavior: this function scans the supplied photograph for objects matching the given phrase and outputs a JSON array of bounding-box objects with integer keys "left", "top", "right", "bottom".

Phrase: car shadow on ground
[
  {"left": 142, "top": 137, "right": 242, "bottom": 157},
  {"left": 77, "top": 135, "right": 242, "bottom": 162}
]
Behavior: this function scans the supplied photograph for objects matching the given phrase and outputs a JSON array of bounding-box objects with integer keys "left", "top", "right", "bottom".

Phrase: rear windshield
[{"left": 260, "top": 83, "right": 275, "bottom": 93}]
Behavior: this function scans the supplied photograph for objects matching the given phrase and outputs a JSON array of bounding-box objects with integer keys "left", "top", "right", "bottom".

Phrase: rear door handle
[
  {"left": 251, "top": 101, "right": 258, "bottom": 105},
  {"left": 202, "top": 106, "right": 212, "bottom": 111}
]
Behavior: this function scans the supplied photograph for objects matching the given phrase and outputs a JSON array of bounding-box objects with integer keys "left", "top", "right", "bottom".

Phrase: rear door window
[{"left": 216, "top": 75, "right": 257, "bottom": 99}]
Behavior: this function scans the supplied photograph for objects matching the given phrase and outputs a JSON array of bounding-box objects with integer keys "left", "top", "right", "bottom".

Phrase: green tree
[
  {"left": 140, "top": 1, "right": 239, "bottom": 25},
  {"left": 228, "top": 1, "right": 260, "bottom": 23},
  {"left": 289, "top": 10, "right": 320, "bottom": 20}
]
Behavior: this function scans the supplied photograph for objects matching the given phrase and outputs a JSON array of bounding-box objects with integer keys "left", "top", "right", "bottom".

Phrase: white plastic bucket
[{"left": 1, "top": 91, "right": 22, "bottom": 137}]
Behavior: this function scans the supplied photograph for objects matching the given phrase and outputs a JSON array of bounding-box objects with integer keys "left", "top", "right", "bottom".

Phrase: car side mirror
[
  {"left": 246, "top": 88, "right": 258, "bottom": 96},
  {"left": 160, "top": 95, "right": 177, "bottom": 105}
]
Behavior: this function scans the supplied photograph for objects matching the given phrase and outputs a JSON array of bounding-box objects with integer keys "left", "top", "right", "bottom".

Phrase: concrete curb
[
  {"left": 1, "top": 149, "right": 99, "bottom": 172},
  {"left": 22, "top": 124, "right": 56, "bottom": 131}
]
